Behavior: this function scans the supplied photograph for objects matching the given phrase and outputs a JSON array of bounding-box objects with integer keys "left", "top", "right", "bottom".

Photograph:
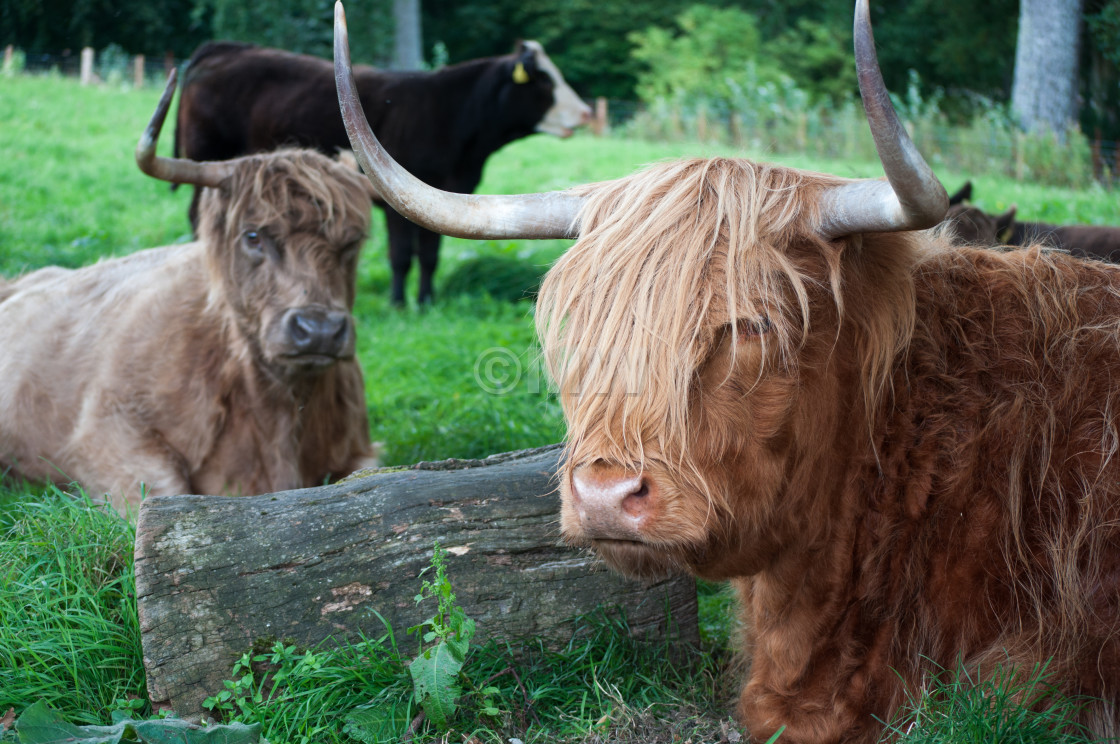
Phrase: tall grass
[
  {"left": 0, "top": 490, "right": 144, "bottom": 724},
  {"left": 622, "top": 70, "right": 1109, "bottom": 189},
  {"left": 884, "top": 661, "right": 1101, "bottom": 744}
]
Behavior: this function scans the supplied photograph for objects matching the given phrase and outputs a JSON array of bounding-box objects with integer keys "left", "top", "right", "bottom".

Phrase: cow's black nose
[{"left": 287, "top": 309, "right": 351, "bottom": 357}]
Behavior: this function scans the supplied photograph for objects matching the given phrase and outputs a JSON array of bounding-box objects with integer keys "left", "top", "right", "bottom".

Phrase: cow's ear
[
  {"left": 513, "top": 40, "right": 541, "bottom": 82},
  {"left": 947, "top": 181, "right": 973, "bottom": 205},
  {"left": 996, "top": 206, "right": 1017, "bottom": 243}
]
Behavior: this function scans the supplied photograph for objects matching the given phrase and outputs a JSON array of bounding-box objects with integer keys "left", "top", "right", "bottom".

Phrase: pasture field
[{"left": 1, "top": 73, "right": 1117, "bottom": 743}]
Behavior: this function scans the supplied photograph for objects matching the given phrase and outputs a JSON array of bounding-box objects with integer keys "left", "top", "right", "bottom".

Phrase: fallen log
[{"left": 134, "top": 445, "right": 698, "bottom": 717}]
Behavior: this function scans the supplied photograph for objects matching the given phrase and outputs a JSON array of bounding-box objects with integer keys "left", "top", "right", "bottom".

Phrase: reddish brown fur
[
  {"left": 537, "top": 158, "right": 1120, "bottom": 743},
  {"left": 0, "top": 149, "right": 378, "bottom": 516}
]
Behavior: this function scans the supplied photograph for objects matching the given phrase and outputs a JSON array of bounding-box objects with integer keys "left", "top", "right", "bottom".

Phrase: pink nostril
[{"left": 621, "top": 478, "right": 647, "bottom": 511}]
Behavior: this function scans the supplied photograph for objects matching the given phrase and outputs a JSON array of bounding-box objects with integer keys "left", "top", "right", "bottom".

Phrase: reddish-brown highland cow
[
  {"left": 0, "top": 72, "right": 378, "bottom": 517},
  {"left": 333, "top": 0, "right": 1120, "bottom": 741}
]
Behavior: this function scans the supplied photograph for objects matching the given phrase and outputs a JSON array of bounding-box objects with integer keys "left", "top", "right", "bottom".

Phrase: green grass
[
  {"left": 1, "top": 73, "right": 1117, "bottom": 742},
  {"left": 192, "top": 606, "right": 732, "bottom": 744},
  {"left": 883, "top": 661, "right": 1101, "bottom": 744},
  {"left": 0, "top": 491, "right": 144, "bottom": 725}
]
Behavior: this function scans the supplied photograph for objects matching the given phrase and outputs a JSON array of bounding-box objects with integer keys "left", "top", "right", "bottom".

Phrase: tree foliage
[
  {"left": 629, "top": 6, "right": 782, "bottom": 106},
  {"left": 0, "top": 0, "right": 1114, "bottom": 139},
  {"left": 421, "top": 0, "right": 694, "bottom": 100},
  {"left": 1082, "top": 0, "right": 1120, "bottom": 140},
  {"left": 766, "top": 17, "right": 857, "bottom": 104},
  {"left": 1, "top": 0, "right": 209, "bottom": 58},
  {"left": 870, "top": 0, "right": 1020, "bottom": 105},
  {"left": 192, "top": 0, "right": 391, "bottom": 64},
  {"left": 1087, "top": 0, "right": 1120, "bottom": 66}
]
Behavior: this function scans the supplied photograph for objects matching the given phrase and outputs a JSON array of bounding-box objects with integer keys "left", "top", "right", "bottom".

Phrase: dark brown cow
[
  {"left": 174, "top": 38, "right": 591, "bottom": 305},
  {"left": 1009, "top": 219, "right": 1120, "bottom": 263},
  {"left": 940, "top": 181, "right": 1017, "bottom": 245},
  {"left": 0, "top": 72, "right": 378, "bottom": 517},
  {"left": 942, "top": 182, "right": 1120, "bottom": 260},
  {"left": 333, "top": 0, "right": 1120, "bottom": 741},
  {"left": 944, "top": 202, "right": 1017, "bottom": 244}
]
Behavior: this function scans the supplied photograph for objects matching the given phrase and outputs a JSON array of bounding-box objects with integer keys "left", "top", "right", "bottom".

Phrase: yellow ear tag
[{"left": 513, "top": 62, "right": 529, "bottom": 84}]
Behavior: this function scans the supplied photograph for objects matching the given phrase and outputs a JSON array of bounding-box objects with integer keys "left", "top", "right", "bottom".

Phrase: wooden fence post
[
  {"left": 592, "top": 97, "right": 609, "bottom": 136},
  {"left": 3, "top": 46, "right": 13, "bottom": 71},
  {"left": 133, "top": 55, "right": 145, "bottom": 88},
  {"left": 729, "top": 113, "right": 742, "bottom": 148},
  {"left": 80, "top": 47, "right": 95, "bottom": 85}
]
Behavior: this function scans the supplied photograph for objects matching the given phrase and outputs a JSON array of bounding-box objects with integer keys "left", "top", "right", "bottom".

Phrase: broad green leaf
[
  {"left": 445, "top": 635, "right": 469, "bottom": 663},
  {"left": 342, "top": 707, "right": 411, "bottom": 744},
  {"left": 15, "top": 701, "right": 267, "bottom": 744},
  {"left": 408, "top": 641, "right": 464, "bottom": 729}
]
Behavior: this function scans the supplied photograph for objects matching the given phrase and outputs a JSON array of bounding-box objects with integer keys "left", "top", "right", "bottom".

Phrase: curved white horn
[
  {"left": 818, "top": 0, "right": 948, "bottom": 239},
  {"left": 135, "top": 69, "right": 234, "bottom": 188},
  {"left": 333, "top": 1, "right": 583, "bottom": 240}
]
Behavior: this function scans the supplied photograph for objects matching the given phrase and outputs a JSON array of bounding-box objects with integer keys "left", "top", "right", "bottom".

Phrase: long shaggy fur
[
  {"left": 0, "top": 148, "right": 377, "bottom": 516},
  {"left": 537, "top": 157, "right": 1120, "bottom": 742}
]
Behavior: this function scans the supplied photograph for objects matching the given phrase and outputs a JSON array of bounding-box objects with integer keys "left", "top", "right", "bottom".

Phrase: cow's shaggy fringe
[
  {"left": 537, "top": 157, "right": 916, "bottom": 506},
  {"left": 195, "top": 148, "right": 372, "bottom": 323},
  {"left": 199, "top": 149, "right": 371, "bottom": 257}
]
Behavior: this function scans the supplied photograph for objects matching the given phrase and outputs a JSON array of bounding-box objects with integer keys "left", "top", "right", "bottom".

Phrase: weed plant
[{"left": 195, "top": 550, "right": 734, "bottom": 744}]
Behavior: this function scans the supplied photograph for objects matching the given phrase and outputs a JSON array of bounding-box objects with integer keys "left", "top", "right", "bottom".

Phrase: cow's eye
[
  {"left": 732, "top": 317, "right": 771, "bottom": 341},
  {"left": 242, "top": 230, "right": 265, "bottom": 259},
  {"left": 341, "top": 243, "right": 361, "bottom": 263}
]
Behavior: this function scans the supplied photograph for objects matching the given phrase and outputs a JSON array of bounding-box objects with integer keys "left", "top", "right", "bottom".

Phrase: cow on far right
[{"left": 945, "top": 180, "right": 1120, "bottom": 261}]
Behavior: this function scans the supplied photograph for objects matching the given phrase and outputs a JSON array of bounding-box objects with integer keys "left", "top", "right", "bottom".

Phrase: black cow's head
[{"left": 504, "top": 40, "right": 591, "bottom": 139}]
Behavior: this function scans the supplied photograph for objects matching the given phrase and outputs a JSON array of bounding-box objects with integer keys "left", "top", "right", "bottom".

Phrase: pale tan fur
[{"left": 0, "top": 149, "right": 377, "bottom": 517}]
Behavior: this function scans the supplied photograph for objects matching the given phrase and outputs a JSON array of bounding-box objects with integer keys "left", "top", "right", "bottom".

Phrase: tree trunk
[
  {"left": 134, "top": 446, "right": 698, "bottom": 718},
  {"left": 392, "top": 0, "right": 424, "bottom": 70},
  {"left": 1011, "top": 0, "right": 1084, "bottom": 136}
]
